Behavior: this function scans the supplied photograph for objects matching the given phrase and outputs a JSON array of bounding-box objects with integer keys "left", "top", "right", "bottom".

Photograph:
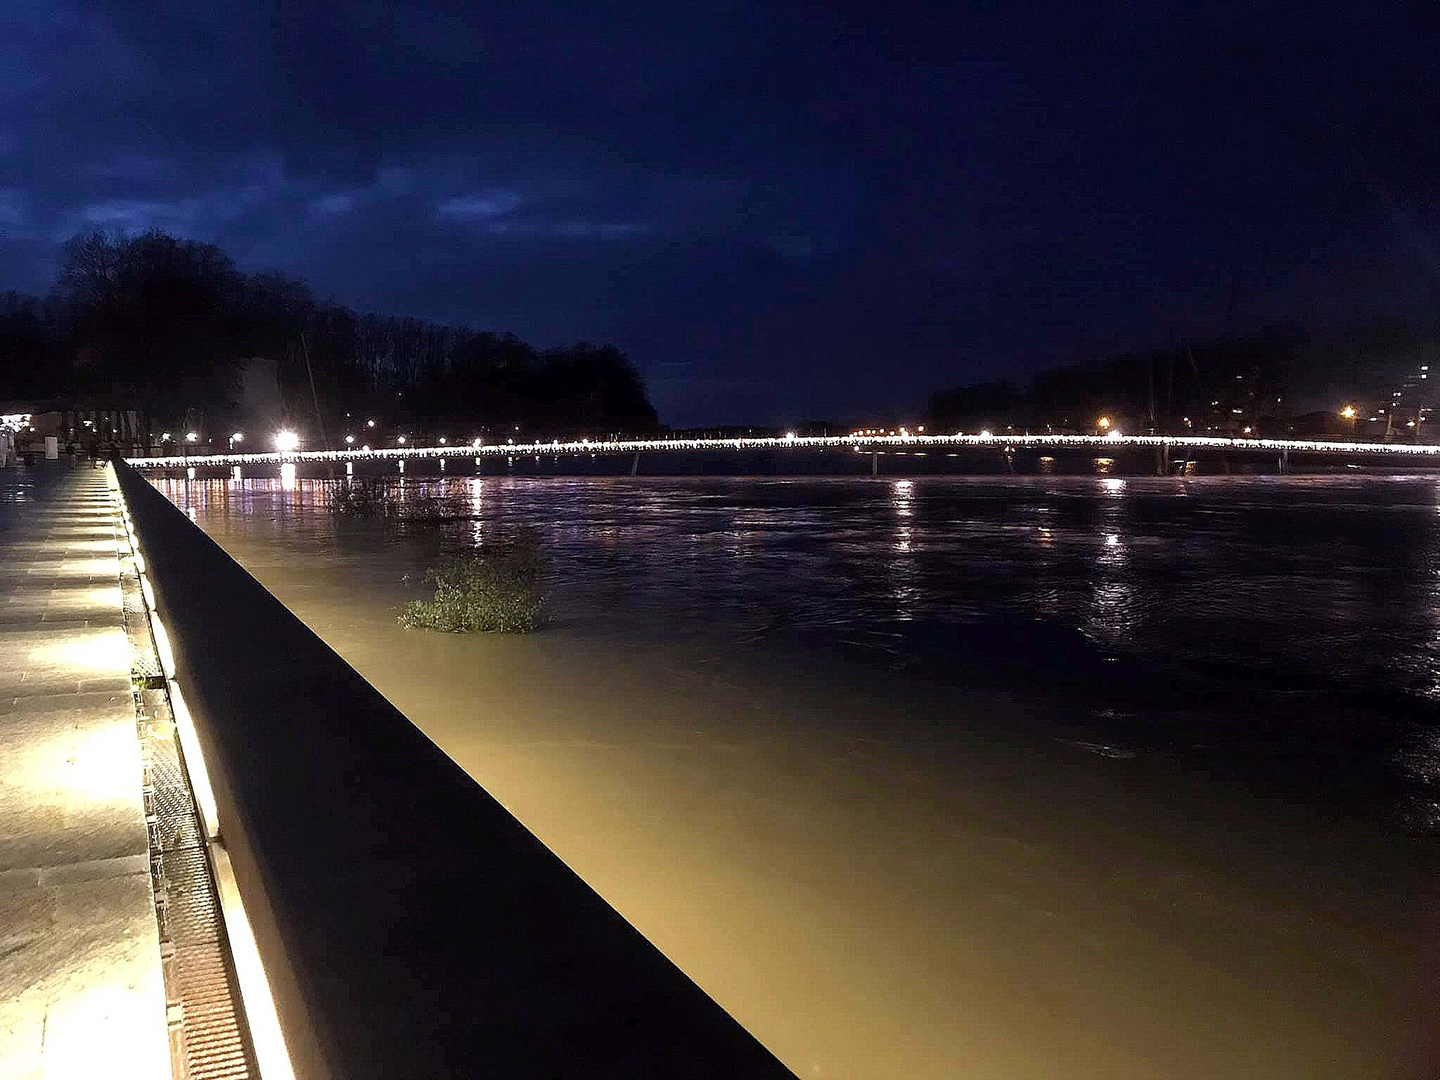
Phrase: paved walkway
[{"left": 0, "top": 463, "right": 169, "bottom": 1079}]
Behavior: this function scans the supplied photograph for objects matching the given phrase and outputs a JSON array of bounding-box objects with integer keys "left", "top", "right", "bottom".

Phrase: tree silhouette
[{"left": 3, "top": 228, "right": 663, "bottom": 438}]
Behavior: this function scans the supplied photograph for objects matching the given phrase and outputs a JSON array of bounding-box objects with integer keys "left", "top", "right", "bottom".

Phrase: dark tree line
[
  {"left": 928, "top": 325, "right": 1439, "bottom": 436},
  {"left": 0, "top": 230, "right": 659, "bottom": 438}
]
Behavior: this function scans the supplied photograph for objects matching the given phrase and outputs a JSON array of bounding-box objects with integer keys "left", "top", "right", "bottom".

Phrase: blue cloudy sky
[{"left": 2, "top": 0, "right": 1436, "bottom": 424}]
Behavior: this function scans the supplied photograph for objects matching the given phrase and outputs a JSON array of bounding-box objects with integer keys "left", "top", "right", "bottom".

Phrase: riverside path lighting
[{"left": 274, "top": 430, "right": 299, "bottom": 454}]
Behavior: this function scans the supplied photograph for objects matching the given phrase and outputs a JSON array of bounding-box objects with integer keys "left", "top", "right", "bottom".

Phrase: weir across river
[{"left": 125, "top": 431, "right": 1440, "bottom": 473}]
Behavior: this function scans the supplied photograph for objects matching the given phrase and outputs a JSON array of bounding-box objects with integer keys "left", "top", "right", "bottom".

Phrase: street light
[
  {"left": 186, "top": 432, "right": 198, "bottom": 443},
  {"left": 1097, "top": 416, "right": 1111, "bottom": 431},
  {"left": 274, "top": 430, "right": 299, "bottom": 454},
  {"left": 344, "top": 434, "right": 355, "bottom": 445},
  {"left": 1340, "top": 404, "right": 1358, "bottom": 440}
]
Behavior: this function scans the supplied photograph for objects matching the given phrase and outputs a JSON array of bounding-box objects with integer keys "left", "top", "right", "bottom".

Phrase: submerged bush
[
  {"left": 327, "top": 478, "right": 455, "bottom": 523},
  {"left": 401, "top": 529, "right": 544, "bottom": 633},
  {"left": 326, "top": 477, "right": 398, "bottom": 518}
]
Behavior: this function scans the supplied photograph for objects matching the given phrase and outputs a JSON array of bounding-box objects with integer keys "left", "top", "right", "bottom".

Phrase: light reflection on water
[
  {"left": 154, "top": 471, "right": 1440, "bottom": 831},
  {"left": 154, "top": 472, "right": 1440, "bottom": 827}
]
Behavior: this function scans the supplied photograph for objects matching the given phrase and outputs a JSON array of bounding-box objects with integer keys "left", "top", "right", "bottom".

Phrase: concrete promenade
[{"left": 0, "top": 463, "right": 168, "bottom": 1079}]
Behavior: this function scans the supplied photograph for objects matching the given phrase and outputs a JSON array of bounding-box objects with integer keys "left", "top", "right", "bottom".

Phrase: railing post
[{"left": 630, "top": 451, "right": 641, "bottom": 477}]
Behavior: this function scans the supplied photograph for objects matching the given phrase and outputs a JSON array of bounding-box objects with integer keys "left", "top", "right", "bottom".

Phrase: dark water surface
[{"left": 158, "top": 471, "right": 1440, "bottom": 1079}]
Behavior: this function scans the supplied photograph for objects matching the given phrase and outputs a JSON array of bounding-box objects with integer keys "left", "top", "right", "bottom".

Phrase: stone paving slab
[
  {"left": 0, "top": 463, "right": 169, "bottom": 1080},
  {"left": 0, "top": 627, "right": 134, "bottom": 698},
  {"left": 0, "top": 692, "right": 151, "bottom": 872},
  {"left": 0, "top": 584, "right": 126, "bottom": 629}
]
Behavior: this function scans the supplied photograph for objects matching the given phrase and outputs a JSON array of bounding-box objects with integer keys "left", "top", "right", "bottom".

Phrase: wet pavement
[{"left": 0, "top": 462, "right": 168, "bottom": 1080}]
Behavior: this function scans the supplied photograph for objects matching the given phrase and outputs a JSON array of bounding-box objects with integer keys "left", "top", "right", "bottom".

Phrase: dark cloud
[{"left": 1, "top": 0, "right": 1436, "bottom": 424}]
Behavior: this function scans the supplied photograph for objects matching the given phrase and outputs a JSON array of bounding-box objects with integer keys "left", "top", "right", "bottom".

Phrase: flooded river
[{"left": 156, "top": 470, "right": 1440, "bottom": 1079}]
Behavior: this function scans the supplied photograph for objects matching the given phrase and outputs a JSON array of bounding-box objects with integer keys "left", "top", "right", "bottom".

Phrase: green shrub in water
[{"left": 401, "top": 529, "right": 544, "bottom": 633}]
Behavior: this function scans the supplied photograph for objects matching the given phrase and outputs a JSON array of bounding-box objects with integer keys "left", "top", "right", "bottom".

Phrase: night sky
[{"left": 5, "top": 1, "right": 1437, "bottom": 425}]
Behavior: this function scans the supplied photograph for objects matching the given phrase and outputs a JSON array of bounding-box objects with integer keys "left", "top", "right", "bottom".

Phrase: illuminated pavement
[{"left": 0, "top": 464, "right": 169, "bottom": 1079}]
